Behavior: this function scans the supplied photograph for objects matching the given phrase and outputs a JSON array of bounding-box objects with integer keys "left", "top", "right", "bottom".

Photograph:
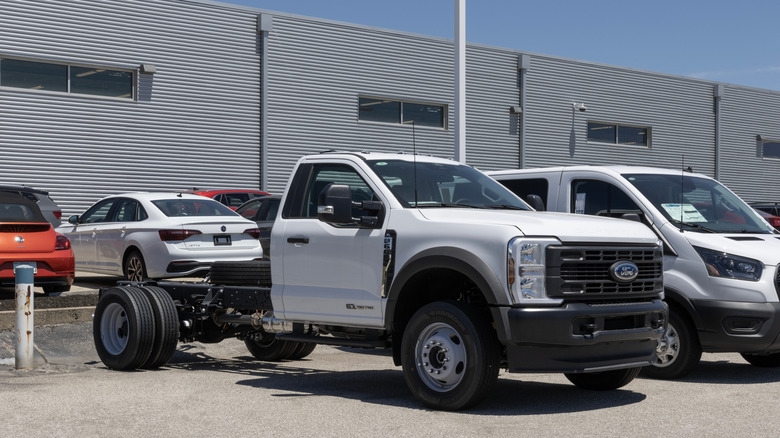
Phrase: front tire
[
  {"left": 565, "top": 367, "right": 641, "bottom": 390},
  {"left": 401, "top": 301, "right": 499, "bottom": 411},
  {"left": 93, "top": 286, "right": 156, "bottom": 370},
  {"left": 741, "top": 352, "right": 780, "bottom": 367},
  {"left": 642, "top": 309, "right": 701, "bottom": 379}
]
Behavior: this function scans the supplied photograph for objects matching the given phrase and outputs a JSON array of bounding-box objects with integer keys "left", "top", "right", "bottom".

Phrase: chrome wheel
[
  {"left": 654, "top": 322, "right": 680, "bottom": 367},
  {"left": 414, "top": 322, "right": 468, "bottom": 392},
  {"left": 100, "top": 302, "right": 129, "bottom": 356}
]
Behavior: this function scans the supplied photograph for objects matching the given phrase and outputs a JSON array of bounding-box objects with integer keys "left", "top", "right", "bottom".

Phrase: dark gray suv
[{"left": 0, "top": 185, "right": 62, "bottom": 227}]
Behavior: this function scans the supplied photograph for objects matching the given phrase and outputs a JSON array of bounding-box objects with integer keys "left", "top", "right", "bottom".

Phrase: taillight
[
  {"left": 55, "top": 234, "right": 71, "bottom": 250},
  {"left": 159, "top": 229, "right": 202, "bottom": 241},
  {"left": 243, "top": 228, "right": 261, "bottom": 239},
  {"left": 54, "top": 210, "right": 62, "bottom": 220}
]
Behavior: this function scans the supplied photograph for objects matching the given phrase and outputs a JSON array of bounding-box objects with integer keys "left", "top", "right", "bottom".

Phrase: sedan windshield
[
  {"left": 367, "top": 159, "right": 530, "bottom": 210},
  {"left": 624, "top": 173, "right": 773, "bottom": 234},
  {"left": 152, "top": 199, "right": 238, "bottom": 217}
]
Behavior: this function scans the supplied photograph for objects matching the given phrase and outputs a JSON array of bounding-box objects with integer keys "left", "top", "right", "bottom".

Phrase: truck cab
[{"left": 490, "top": 165, "right": 780, "bottom": 378}]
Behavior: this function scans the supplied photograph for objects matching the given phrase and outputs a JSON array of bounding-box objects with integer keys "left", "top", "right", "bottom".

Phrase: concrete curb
[{"left": 0, "top": 306, "right": 94, "bottom": 331}]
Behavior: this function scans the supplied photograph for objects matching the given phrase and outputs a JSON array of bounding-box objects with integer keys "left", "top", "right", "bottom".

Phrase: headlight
[
  {"left": 507, "top": 237, "right": 561, "bottom": 304},
  {"left": 693, "top": 246, "right": 763, "bottom": 281}
]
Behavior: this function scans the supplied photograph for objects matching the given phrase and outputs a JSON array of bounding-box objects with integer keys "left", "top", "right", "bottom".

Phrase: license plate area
[{"left": 214, "top": 235, "right": 232, "bottom": 246}]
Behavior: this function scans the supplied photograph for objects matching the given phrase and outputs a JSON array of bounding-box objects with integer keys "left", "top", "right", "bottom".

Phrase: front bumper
[
  {"left": 692, "top": 299, "right": 780, "bottom": 353},
  {"left": 496, "top": 299, "right": 667, "bottom": 373}
]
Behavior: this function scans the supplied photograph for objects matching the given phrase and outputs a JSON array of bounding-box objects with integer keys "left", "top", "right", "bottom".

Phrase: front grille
[{"left": 546, "top": 246, "right": 663, "bottom": 299}]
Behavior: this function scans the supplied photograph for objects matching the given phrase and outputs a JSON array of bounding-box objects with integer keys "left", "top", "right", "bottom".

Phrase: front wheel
[
  {"left": 642, "top": 310, "right": 702, "bottom": 379},
  {"left": 401, "top": 301, "right": 499, "bottom": 411},
  {"left": 565, "top": 367, "right": 641, "bottom": 390},
  {"left": 741, "top": 352, "right": 780, "bottom": 367}
]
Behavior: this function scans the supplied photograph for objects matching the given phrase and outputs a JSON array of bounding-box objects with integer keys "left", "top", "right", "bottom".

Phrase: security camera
[{"left": 572, "top": 103, "right": 587, "bottom": 112}]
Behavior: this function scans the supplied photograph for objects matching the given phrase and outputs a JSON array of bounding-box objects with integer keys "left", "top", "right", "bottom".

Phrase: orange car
[{"left": 0, "top": 192, "right": 74, "bottom": 294}]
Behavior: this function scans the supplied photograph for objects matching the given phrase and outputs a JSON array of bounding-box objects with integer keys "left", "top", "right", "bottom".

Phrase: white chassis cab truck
[
  {"left": 490, "top": 165, "right": 780, "bottom": 379},
  {"left": 92, "top": 152, "right": 667, "bottom": 410}
]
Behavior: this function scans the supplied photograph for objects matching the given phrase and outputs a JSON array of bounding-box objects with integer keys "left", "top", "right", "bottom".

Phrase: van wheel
[
  {"left": 565, "top": 367, "right": 641, "bottom": 390},
  {"left": 642, "top": 310, "right": 701, "bottom": 379},
  {"left": 741, "top": 352, "right": 780, "bottom": 367},
  {"left": 93, "top": 286, "right": 155, "bottom": 370},
  {"left": 401, "top": 301, "right": 499, "bottom": 411}
]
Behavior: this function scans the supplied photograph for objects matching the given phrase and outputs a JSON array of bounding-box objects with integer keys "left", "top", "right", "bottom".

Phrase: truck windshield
[
  {"left": 623, "top": 173, "right": 773, "bottom": 234},
  {"left": 367, "top": 159, "right": 531, "bottom": 210}
]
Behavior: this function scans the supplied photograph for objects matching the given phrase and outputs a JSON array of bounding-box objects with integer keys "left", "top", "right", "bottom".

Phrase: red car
[
  {"left": 187, "top": 188, "right": 271, "bottom": 210},
  {"left": 0, "top": 192, "right": 74, "bottom": 294},
  {"left": 756, "top": 209, "right": 780, "bottom": 230}
]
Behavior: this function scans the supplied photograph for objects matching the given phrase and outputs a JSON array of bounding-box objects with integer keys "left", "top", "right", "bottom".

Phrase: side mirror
[
  {"left": 317, "top": 184, "right": 353, "bottom": 224},
  {"left": 621, "top": 213, "right": 642, "bottom": 223},
  {"left": 68, "top": 215, "right": 80, "bottom": 225},
  {"left": 526, "top": 194, "right": 545, "bottom": 211}
]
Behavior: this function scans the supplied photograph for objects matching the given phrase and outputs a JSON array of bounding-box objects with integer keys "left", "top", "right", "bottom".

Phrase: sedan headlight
[
  {"left": 507, "top": 237, "right": 561, "bottom": 304},
  {"left": 694, "top": 246, "right": 763, "bottom": 281}
]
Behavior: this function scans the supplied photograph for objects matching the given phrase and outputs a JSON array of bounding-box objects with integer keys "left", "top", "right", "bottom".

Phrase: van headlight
[
  {"left": 507, "top": 237, "right": 562, "bottom": 304},
  {"left": 693, "top": 246, "right": 763, "bottom": 281}
]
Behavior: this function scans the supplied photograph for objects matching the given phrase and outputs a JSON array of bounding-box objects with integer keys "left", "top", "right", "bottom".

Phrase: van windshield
[
  {"left": 623, "top": 173, "right": 773, "bottom": 234},
  {"left": 367, "top": 159, "right": 531, "bottom": 210}
]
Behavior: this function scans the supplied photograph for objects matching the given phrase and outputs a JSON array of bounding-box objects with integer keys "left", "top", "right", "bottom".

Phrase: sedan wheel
[{"left": 124, "top": 250, "right": 147, "bottom": 282}]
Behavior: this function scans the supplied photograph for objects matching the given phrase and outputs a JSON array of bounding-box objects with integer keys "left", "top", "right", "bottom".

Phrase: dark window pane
[
  {"left": 764, "top": 142, "right": 780, "bottom": 159},
  {"left": 0, "top": 59, "right": 67, "bottom": 92},
  {"left": 359, "top": 97, "right": 400, "bottom": 123},
  {"left": 617, "top": 126, "right": 648, "bottom": 146},
  {"left": 70, "top": 67, "right": 133, "bottom": 98},
  {"left": 403, "top": 102, "right": 444, "bottom": 127},
  {"left": 587, "top": 123, "right": 616, "bottom": 143}
]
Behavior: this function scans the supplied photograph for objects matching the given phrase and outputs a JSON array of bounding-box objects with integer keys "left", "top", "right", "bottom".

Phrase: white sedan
[{"left": 57, "top": 192, "right": 263, "bottom": 281}]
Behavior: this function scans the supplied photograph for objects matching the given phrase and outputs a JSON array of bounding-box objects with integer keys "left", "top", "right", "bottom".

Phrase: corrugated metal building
[{"left": 1, "top": 0, "right": 779, "bottom": 215}]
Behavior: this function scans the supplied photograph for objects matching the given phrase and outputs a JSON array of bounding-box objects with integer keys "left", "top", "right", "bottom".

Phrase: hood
[
  {"left": 418, "top": 209, "right": 659, "bottom": 244},
  {"left": 681, "top": 231, "right": 780, "bottom": 265}
]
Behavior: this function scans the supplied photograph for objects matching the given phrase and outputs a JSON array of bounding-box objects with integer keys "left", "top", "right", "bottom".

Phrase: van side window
[
  {"left": 571, "top": 179, "right": 644, "bottom": 221},
  {"left": 499, "top": 178, "right": 549, "bottom": 209}
]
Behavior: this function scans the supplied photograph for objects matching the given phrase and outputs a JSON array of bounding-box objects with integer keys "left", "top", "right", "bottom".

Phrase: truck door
[{"left": 276, "top": 162, "right": 387, "bottom": 327}]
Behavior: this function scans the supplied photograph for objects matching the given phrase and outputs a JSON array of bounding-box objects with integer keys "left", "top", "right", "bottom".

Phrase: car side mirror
[
  {"left": 621, "top": 213, "right": 642, "bottom": 223},
  {"left": 68, "top": 215, "right": 80, "bottom": 225},
  {"left": 317, "top": 184, "right": 353, "bottom": 224},
  {"left": 526, "top": 194, "right": 545, "bottom": 211}
]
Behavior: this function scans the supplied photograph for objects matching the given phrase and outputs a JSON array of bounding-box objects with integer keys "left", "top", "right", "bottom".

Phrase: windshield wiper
[
  {"left": 484, "top": 204, "right": 529, "bottom": 210},
  {"left": 669, "top": 219, "right": 716, "bottom": 233},
  {"left": 417, "top": 202, "right": 483, "bottom": 209}
]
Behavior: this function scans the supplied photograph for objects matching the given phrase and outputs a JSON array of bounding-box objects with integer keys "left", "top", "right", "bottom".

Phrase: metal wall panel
[
  {"left": 718, "top": 86, "right": 780, "bottom": 202},
  {"left": 522, "top": 55, "right": 717, "bottom": 176},
  {"left": 0, "top": 0, "right": 262, "bottom": 215}
]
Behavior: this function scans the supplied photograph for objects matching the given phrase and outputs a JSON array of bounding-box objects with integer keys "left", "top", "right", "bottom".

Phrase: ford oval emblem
[
  {"left": 610, "top": 261, "right": 639, "bottom": 283},
  {"left": 221, "top": 225, "right": 226, "bottom": 232}
]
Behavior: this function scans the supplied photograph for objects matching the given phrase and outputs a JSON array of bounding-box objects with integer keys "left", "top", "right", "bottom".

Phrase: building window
[
  {"left": 762, "top": 140, "right": 780, "bottom": 159},
  {"left": 588, "top": 122, "right": 649, "bottom": 147},
  {"left": 0, "top": 58, "right": 134, "bottom": 99},
  {"left": 359, "top": 96, "right": 445, "bottom": 128}
]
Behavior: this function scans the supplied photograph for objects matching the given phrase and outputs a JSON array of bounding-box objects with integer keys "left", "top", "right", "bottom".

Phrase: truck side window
[
  {"left": 301, "top": 164, "right": 376, "bottom": 219},
  {"left": 498, "top": 178, "right": 549, "bottom": 209},
  {"left": 571, "top": 179, "right": 644, "bottom": 221}
]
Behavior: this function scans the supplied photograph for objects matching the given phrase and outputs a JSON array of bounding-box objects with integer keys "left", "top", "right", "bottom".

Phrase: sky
[{"left": 223, "top": 0, "right": 780, "bottom": 91}]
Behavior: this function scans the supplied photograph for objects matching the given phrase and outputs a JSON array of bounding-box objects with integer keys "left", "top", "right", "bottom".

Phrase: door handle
[{"left": 287, "top": 236, "right": 309, "bottom": 244}]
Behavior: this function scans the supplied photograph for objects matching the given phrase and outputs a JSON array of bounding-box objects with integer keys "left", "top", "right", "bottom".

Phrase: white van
[{"left": 488, "top": 166, "right": 780, "bottom": 379}]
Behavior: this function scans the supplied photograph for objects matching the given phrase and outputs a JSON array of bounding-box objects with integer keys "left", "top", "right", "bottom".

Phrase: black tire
[
  {"left": 741, "top": 352, "right": 780, "bottom": 367},
  {"left": 124, "top": 250, "right": 147, "bottom": 282},
  {"left": 289, "top": 342, "right": 317, "bottom": 360},
  {"left": 137, "top": 286, "right": 180, "bottom": 369},
  {"left": 93, "top": 286, "right": 156, "bottom": 370},
  {"left": 565, "top": 367, "right": 641, "bottom": 390},
  {"left": 401, "top": 301, "right": 500, "bottom": 411},
  {"left": 42, "top": 284, "right": 71, "bottom": 295},
  {"left": 210, "top": 260, "right": 271, "bottom": 287},
  {"left": 642, "top": 309, "right": 702, "bottom": 379},
  {"left": 244, "top": 333, "right": 297, "bottom": 361}
]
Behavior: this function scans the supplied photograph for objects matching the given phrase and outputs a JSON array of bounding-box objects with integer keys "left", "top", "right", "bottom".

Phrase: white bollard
[{"left": 14, "top": 263, "right": 35, "bottom": 370}]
